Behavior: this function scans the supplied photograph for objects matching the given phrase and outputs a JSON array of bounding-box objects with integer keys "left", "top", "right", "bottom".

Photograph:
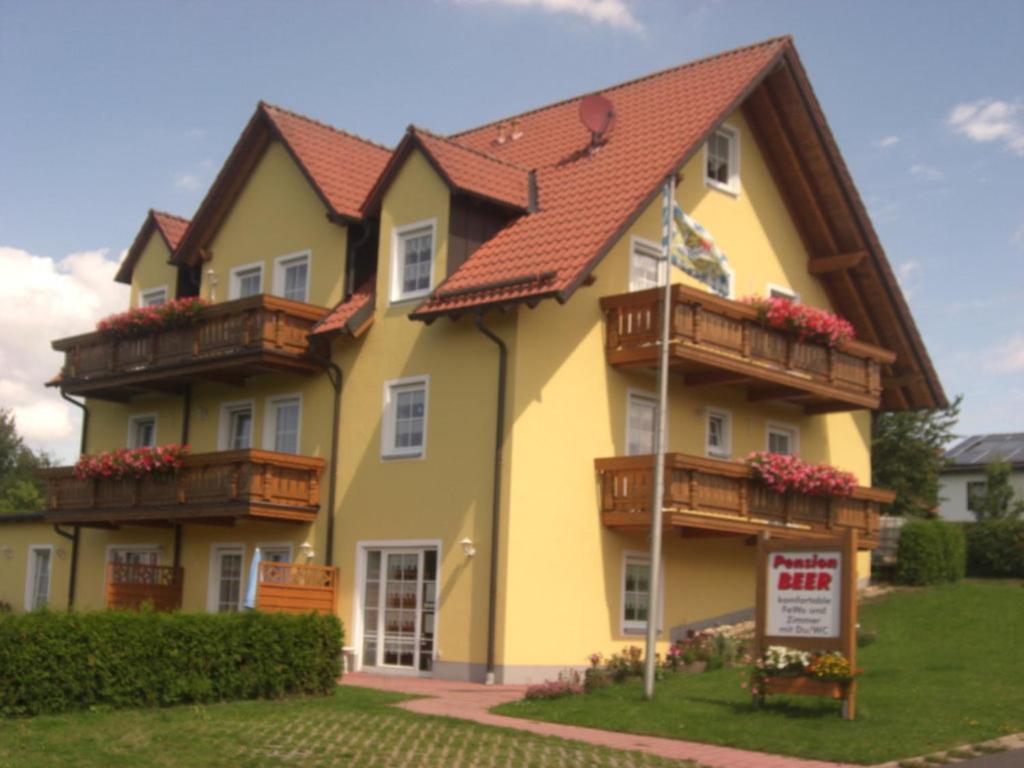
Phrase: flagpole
[{"left": 643, "top": 175, "right": 674, "bottom": 700}]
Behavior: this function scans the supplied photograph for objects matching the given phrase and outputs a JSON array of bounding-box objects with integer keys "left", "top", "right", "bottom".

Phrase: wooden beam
[
  {"left": 685, "top": 371, "right": 752, "bottom": 387},
  {"left": 747, "top": 386, "right": 805, "bottom": 402},
  {"left": 883, "top": 372, "right": 923, "bottom": 388},
  {"left": 808, "top": 251, "right": 867, "bottom": 275}
]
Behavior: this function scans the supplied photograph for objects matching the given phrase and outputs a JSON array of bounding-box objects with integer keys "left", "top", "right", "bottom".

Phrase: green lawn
[
  {"left": 495, "top": 580, "right": 1024, "bottom": 765},
  {"left": 0, "top": 685, "right": 690, "bottom": 768}
]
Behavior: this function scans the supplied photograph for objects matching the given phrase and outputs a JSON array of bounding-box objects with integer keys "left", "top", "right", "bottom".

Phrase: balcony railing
[
  {"left": 256, "top": 561, "right": 338, "bottom": 615},
  {"left": 105, "top": 562, "right": 184, "bottom": 611},
  {"left": 595, "top": 453, "right": 892, "bottom": 545},
  {"left": 600, "top": 285, "right": 896, "bottom": 412},
  {"left": 42, "top": 449, "right": 325, "bottom": 526},
  {"left": 51, "top": 295, "right": 330, "bottom": 398}
]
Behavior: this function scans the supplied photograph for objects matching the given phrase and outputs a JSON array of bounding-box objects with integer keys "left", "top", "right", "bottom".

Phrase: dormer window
[
  {"left": 273, "top": 252, "right": 310, "bottom": 303},
  {"left": 391, "top": 220, "right": 436, "bottom": 303},
  {"left": 705, "top": 124, "right": 740, "bottom": 195},
  {"left": 140, "top": 287, "right": 168, "bottom": 307},
  {"left": 229, "top": 263, "right": 263, "bottom": 300}
]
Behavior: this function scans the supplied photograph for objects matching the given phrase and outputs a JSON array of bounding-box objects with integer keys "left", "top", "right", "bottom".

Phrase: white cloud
[
  {"left": 987, "top": 333, "right": 1024, "bottom": 374},
  {"left": 896, "top": 260, "right": 922, "bottom": 299},
  {"left": 910, "top": 163, "right": 943, "bottom": 181},
  {"left": 875, "top": 135, "right": 900, "bottom": 149},
  {"left": 174, "top": 172, "right": 203, "bottom": 191},
  {"left": 456, "top": 0, "right": 643, "bottom": 31},
  {"left": 946, "top": 99, "right": 1024, "bottom": 156},
  {"left": 0, "top": 246, "right": 128, "bottom": 461}
]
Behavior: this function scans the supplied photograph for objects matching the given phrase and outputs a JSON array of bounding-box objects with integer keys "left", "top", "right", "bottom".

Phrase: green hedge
[
  {"left": 966, "top": 519, "right": 1024, "bottom": 578},
  {"left": 896, "top": 520, "right": 965, "bottom": 586},
  {"left": 0, "top": 609, "right": 343, "bottom": 717}
]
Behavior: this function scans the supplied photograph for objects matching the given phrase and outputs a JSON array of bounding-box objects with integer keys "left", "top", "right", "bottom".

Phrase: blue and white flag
[{"left": 661, "top": 181, "right": 731, "bottom": 297}]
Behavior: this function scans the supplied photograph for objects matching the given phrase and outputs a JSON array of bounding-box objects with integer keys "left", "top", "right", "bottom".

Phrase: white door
[{"left": 361, "top": 548, "right": 437, "bottom": 673}]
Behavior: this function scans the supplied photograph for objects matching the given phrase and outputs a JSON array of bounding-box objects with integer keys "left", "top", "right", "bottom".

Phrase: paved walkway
[{"left": 342, "top": 672, "right": 858, "bottom": 768}]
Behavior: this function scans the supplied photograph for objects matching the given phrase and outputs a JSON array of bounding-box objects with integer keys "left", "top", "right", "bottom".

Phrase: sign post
[{"left": 754, "top": 529, "right": 858, "bottom": 719}]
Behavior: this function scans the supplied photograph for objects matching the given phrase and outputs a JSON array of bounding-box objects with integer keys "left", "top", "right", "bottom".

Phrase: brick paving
[{"left": 342, "top": 673, "right": 860, "bottom": 768}]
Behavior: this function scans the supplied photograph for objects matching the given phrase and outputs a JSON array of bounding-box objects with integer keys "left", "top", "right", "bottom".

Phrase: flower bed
[
  {"left": 746, "top": 452, "right": 857, "bottom": 498},
  {"left": 742, "top": 295, "right": 855, "bottom": 347},
  {"left": 97, "top": 297, "right": 208, "bottom": 339},
  {"left": 73, "top": 444, "right": 189, "bottom": 480},
  {"left": 747, "top": 645, "right": 858, "bottom": 698}
]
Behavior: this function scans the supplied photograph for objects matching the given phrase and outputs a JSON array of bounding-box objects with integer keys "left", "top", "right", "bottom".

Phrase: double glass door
[{"left": 361, "top": 548, "right": 437, "bottom": 673}]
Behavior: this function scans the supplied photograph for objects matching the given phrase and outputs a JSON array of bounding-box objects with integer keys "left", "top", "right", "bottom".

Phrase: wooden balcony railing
[
  {"left": 256, "top": 561, "right": 338, "bottom": 615},
  {"left": 600, "top": 285, "right": 896, "bottom": 412},
  {"left": 105, "top": 562, "right": 183, "bottom": 611},
  {"left": 51, "top": 295, "right": 330, "bottom": 398},
  {"left": 42, "top": 450, "right": 325, "bottom": 526},
  {"left": 595, "top": 453, "right": 893, "bottom": 546}
]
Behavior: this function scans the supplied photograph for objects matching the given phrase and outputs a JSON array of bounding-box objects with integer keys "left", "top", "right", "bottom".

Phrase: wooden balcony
[
  {"left": 256, "top": 561, "right": 338, "bottom": 615},
  {"left": 42, "top": 450, "right": 325, "bottom": 527},
  {"left": 600, "top": 285, "right": 896, "bottom": 413},
  {"left": 105, "top": 562, "right": 183, "bottom": 611},
  {"left": 595, "top": 453, "right": 893, "bottom": 546},
  {"left": 51, "top": 295, "right": 330, "bottom": 400}
]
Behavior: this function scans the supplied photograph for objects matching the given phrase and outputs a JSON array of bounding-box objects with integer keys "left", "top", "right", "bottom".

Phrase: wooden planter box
[{"left": 764, "top": 675, "right": 850, "bottom": 699}]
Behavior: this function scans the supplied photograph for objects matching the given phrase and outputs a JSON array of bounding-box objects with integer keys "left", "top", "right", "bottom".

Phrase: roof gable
[{"left": 114, "top": 209, "right": 190, "bottom": 285}]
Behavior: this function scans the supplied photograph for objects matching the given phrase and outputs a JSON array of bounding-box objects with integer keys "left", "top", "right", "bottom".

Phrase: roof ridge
[
  {"left": 409, "top": 125, "right": 533, "bottom": 172},
  {"left": 259, "top": 100, "right": 393, "bottom": 153},
  {"left": 448, "top": 35, "right": 791, "bottom": 141},
  {"left": 150, "top": 209, "right": 190, "bottom": 223}
]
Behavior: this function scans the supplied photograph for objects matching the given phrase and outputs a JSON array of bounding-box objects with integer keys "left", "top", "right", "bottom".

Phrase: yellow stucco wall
[
  {"left": 129, "top": 233, "right": 178, "bottom": 309},
  {"left": 0, "top": 523, "right": 69, "bottom": 611}
]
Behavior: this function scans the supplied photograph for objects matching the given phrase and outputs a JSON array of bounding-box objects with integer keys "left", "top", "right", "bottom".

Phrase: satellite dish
[{"left": 579, "top": 93, "right": 616, "bottom": 142}]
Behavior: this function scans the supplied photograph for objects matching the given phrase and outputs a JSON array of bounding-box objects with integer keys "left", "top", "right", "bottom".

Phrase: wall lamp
[{"left": 460, "top": 538, "right": 477, "bottom": 558}]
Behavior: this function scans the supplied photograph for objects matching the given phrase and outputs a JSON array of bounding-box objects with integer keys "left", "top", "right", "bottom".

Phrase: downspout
[
  {"left": 473, "top": 313, "right": 507, "bottom": 686},
  {"left": 57, "top": 390, "right": 88, "bottom": 610},
  {"left": 310, "top": 347, "right": 343, "bottom": 567}
]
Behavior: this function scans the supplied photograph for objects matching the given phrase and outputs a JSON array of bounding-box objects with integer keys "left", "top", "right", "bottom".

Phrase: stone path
[{"left": 342, "top": 673, "right": 860, "bottom": 768}]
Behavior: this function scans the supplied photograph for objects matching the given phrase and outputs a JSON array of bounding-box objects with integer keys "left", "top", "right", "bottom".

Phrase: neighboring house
[
  {"left": 0, "top": 37, "right": 946, "bottom": 683},
  {"left": 938, "top": 433, "right": 1024, "bottom": 522}
]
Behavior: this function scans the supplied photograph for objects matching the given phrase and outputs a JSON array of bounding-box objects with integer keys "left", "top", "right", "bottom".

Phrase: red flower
[
  {"left": 741, "top": 295, "right": 855, "bottom": 348},
  {"left": 74, "top": 444, "right": 190, "bottom": 480},
  {"left": 96, "top": 297, "right": 209, "bottom": 340},
  {"left": 745, "top": 452, "right": 857, "bottom": 498}
]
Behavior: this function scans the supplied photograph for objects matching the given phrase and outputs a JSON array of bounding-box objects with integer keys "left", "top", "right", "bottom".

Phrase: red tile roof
[
  {"left": 312, "top": 280, "right": 375, "bottom": 337},
  {"left": 151, "top": 210, "right": 189, "bottom": 249},
  {"left": 410, "top": 37, "right": 789, "bottom": 318},
  {"left": 114, "top": 209, "right": 191, "bottom": 284}
]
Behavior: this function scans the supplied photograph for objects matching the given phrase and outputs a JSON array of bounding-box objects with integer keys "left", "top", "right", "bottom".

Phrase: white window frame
[
  {"left": 139, "top": 285, "right": 169, "bottom": 307},
  {"left": 704, "top": 123, "right": 741, "bottom": 196},
  {"left": 257, "top": 542, "right": 294, "bottom": 564},
  {"left": 103, "top": 544, "right": 161, "bottom": 592},
  {"left": 272, "top": 250, "right": 311, "bottom": 303},
  {"left": 390, "top": 219, "right": 437, "bottom": 304},
  {"left": 705, "top": 407, "right": 733, "bottom": 459},
  {"left": 207, "top": 543, "right": 246, "bottom": 613},
  {"left": 628, "top": 236, "right": 666, "bottom": 292},
  {"left": 381, "top": 375, "right": 429, "bottom": 460},
  {"left": 24, "top": 545, "right": 53, "bottom": 611},
  {"left": 262, "top": 394, "right": 303, "bottom": 454},
  {"left": 766, "top": 421, "right": 801, "bottom": 456},
  {"left": 126, "top": 413, "right": 158, "bottom": 449},
  {"left": 620, "top": 551, "right": 664, "bottom": 636},
  {"left": 218, "top": 399, "right": 256, "bottom": 451},
  {"left": 767, "top": 283, "right": 800, "bottom": 302},
  {"left": 228, "top": 261, "right": 264, "bottom": 300},
  {"left": 625, "top": 389, "right": 659, "bottom": 457}
]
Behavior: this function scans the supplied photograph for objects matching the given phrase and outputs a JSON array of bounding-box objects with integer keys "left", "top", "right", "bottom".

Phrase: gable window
[
  {"left": 382, "top": 376, "right": 428, "bottom": 459},
  {"left": 140, "top": 286, "right": 168, "bottom": 307},
  {"left": 25, "top": 545, "right": 52, "bottom": 611},
  {"left": 767, "top": 422, "right": 799, "bottom": 456},
  {"left": 626, "top": 392, "right": 658, "bottom": 456},
  {"left": 705, "top": 124, "right": 740, "bottom": 195},
  {"left": 273, "top": 252, "right": 310, "bottom": 303},
  {"left": 706, "top": 408, "right": 732, "bottom": 459},
  {"left": 265, "top": 395, "right": 301, "bottom": 454},
  {"left": 209, "top": 545, "right": 244, "bottom": 613},
  {"left": 220, "top": 402, "right": 254, "bottom": 450},
  {"left": 127, "top": 414, "right": 157, "bottom": 449},
  {"left": 629, "top": 237, "right": 665, "bottom": 292},
  {"left": 391, "top": 220, "right": 436, "bottom": 302},
  {"left": 229, "top": 263, "right": 264, "bottom": 299}
]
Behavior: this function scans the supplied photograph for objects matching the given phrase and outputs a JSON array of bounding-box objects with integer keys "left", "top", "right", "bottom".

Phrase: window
[
  {"left": 109, "top": 547, "right": 159, "bottom": 566},
  {"left": 382, "top": 377, "right": 428, "bottom": 459},
  {"left": 705, "top": 124, "right": 740, "bottom": 195},
  {"left": 629, "top": 237, "right": 665, "bottom": 292},
  {"left": 622, "top": 554, "right": 650, "bottom": 634},
  {"left": 229, "top": 263, "right": 263, "bottom": 299},
  {"left": 391, "top": 220, "right": 435, "bottom": 302},
  {"left": 220, "top": 402, "right": 254, "bottom": 450},
  {"left": 265, "top": 395, "right": 301, "bottom": 454},
  {"left": 209, "top": 545, "right": 244, "bottom": 613},
  {"left": 966, "top": 481, "right": 987, "bottom": 513},
  {"left": 25, "top": 546, "right": 52, "bottom": 610},
  {"left": 706, "top": 408, "right": 732, "bottom": 458},
  {"left": 768, "top": 284, "right": 799, "bottom": 302},
  {"left": 767, "top": 423, "right": 799, "bottom": 456},
  {"left": 260, "top": 544, "right": 292, "bottom": 563},
  {"left": 626, "top": 392, "right": 658, "bottom": 456},
  {"left": 127, "top": 414, "right": 157, "bottom": 449},
  {"left": 140, "top": 286, "right": 168, "bottom": 307},
  {"left": 273, "top": 252, "right": 310, "bottom": 303}
]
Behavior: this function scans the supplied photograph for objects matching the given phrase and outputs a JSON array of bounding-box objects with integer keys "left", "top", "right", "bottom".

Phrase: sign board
[{"left": 765, "top": 549, "right": 842, "bottom": 639}]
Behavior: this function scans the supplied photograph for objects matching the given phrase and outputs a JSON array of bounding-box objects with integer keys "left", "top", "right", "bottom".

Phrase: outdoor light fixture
[
  {"left": 299, "top": 542, "right": 315, "bottom": 561},
  {"left": 206, "top": 269, "right": 218, "bottom": 301},
  {"left": 460, "top": 538, "right": 476, "bottom": 558},
  {"left": 55, "top": 547, "right": 67, "bottom": 560}
]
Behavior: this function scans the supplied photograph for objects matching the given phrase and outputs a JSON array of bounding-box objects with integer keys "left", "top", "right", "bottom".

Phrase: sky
[{"left": 1, "top": 0, "right": 1022, "bottom": 463}]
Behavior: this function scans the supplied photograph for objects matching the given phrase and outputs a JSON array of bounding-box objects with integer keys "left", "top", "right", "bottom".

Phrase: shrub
[
  {"left": 525, "top": 670, "right": 584, "bottom": 700},
  {"left": 966, "top": 520, "right": 1024, "bottom": 578},
  {"left": 0, "top": 609, "right": 343, "bottom": 717},
  {"left": 897, "top": 520, "right": 965, "bottom": 585}
]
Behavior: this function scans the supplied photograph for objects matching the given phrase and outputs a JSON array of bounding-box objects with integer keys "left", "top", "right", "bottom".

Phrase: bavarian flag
[{"left": 661, "top": 180, "right": 731, "bottom": 297}]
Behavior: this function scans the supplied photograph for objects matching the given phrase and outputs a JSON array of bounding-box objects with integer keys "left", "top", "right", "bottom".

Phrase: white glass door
[{"left": 361, "top": 548, "right": 437, "bottom": 673}]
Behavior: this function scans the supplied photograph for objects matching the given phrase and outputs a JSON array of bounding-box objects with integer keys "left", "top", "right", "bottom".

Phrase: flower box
[
  {"left": 746, "top": 451, "right": 857, "bottom": 498},
  {"left": 97, "top": 297, "right": 208, "bottom": 340},
  {"left": 763, "top": 675, "right": 849, "bottom": 699},
  {"left": 742, "top": 295, "right": 855, "bottom": 348}
]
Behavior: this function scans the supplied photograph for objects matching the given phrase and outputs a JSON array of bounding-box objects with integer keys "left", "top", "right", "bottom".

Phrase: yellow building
[{"left": 2, "top": 38, "right": 945, "bottom": 683}]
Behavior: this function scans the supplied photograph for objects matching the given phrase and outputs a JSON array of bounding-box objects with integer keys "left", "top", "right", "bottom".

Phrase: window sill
[
  {"left": 381, "top": 451, "right": 425, "bottom": 462},
  {"left": 704, "top": 178, "right": 740, "bottom": 198}
]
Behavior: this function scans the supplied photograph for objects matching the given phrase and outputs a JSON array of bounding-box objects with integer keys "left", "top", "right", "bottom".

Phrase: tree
[
  {"left": 970, "top": 460, "right": 1024, "bottom": 521},
  {"left": 0, "top": 409, "right": 51, "bottom": 515},
  {"left": 871, "top": 395, "right": 962, "bottom": 517}
]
